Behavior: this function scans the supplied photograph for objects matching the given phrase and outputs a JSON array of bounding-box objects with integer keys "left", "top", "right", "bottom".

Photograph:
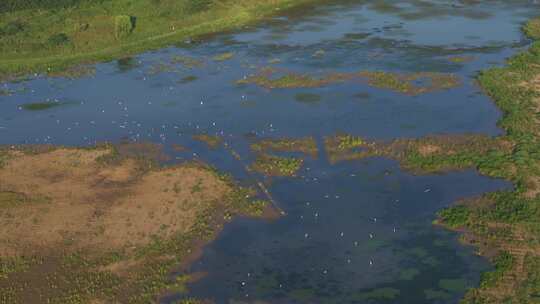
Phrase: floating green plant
[
  {"left": 212, "top": 52, "right": 234, "bottom": 61},
  {"left": 251, "top": 154, "right": 303, "bottom": 177},
  {"left": 21, "top": 101, "right": 67, "bottom": 111}
]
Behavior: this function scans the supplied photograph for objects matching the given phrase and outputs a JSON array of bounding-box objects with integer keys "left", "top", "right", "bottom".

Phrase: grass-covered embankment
[{"left": 0, "top": 0, "right": 322, "bottom": 80}]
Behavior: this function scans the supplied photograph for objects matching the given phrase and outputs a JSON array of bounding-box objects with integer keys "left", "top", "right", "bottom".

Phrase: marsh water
[{"left": 1, "top": 0, "right": 539, "bottom": 303}]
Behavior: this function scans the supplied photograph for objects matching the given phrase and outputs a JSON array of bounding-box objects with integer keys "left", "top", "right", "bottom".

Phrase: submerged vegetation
[
  {"left": 0, "top": 145, "right": 272, "bottom": 303},
  {"left": 192, "top": 134, "right": 223, "bottom": 149},
  {"left": 0, "top": 0, "right": 321, "bottom": 79},
  {"left": 238, "top": 67, "right": 460, "bottom": 95}
]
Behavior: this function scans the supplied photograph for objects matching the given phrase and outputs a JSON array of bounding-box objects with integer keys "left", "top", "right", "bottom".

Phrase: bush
[
  {"left": 47, "top": 33, "right": 70, "bottom": 47},
  {"left": 114, "top": 15, "right": 134, "bottom": 39},
  {"left": 1, "top": 21, "right": 25, "bottom": 36}
]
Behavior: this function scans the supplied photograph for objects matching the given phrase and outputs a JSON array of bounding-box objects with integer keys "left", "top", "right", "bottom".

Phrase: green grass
[{"left": 0, "top": 0, "right": 324, "bottom": 80}]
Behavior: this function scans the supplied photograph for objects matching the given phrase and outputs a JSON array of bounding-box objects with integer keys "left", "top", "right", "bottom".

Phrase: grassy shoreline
[
  {"left": 0, "top": 0, "right": 323, "bottom": 80},
  {"left": 323, "top": 18, "right": 540, "bottom": 302}
]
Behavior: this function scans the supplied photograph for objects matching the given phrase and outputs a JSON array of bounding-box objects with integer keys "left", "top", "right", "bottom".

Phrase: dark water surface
[{"left": 1, "top": 0, "right": 539, "bottom": 303}]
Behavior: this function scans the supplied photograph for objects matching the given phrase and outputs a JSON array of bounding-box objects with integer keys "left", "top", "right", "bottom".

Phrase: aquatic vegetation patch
[
  {"left": 171, "top": 55, "right": 204, "bottom": 69},
  {"left": 0, "top": 86, "right": 26, "bottom": 96},
  {"left": 250, "top": 137, "right": 318, "bottom": 158},
  {"left": 294, "top": 92, "right": 321, "bottom": 104},
  {"left": 179, "top": 75, "right": 198, "bottom": 84},
  {"left": 212, "top": 52, "right": 234, "bottom": 61},
  {"left": 237, "top": 67, "right": 460, "bottom": 95},
  {"left": 358, "top": 71, "right": 461, "bottom": 95},
  {"left": 147, "top": 62, "right": 179, "bottom": 75},
  {"left": 352, "top": 287, "right": 400, "bottom": 301},
  {"left": 447, "top": 56, "right": 475, "bottom": 63},
  {"left": 399, "top": 268, "right": 420, "bottom": 281},
  {"left": 250, "top": 154, "right": 303, "bottom": 177},
  {"left": 21, "top": 100, "right": 72, "bottom": 111},
  {"left": 438, "top": 278, "right": 467, "bottom": 293},
  {"left": 192, "top": 134, "right": 223, "bottom": 149},
  {"left": 0, "top": 145, "right": 273, "bottom": 303},
  {"left": 324, "top": 133, "right": 509, "bottom": 173},
  {"left": 236, "top": 66, "right": 354, "bottom": 89},
  {"left": 343, "top": 32, "right": 371, "bottom": 40}
]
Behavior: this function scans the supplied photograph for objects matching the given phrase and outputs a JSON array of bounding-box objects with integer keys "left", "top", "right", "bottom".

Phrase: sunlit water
[{"left": 1, "top": 0, "right": 538, "bottom": 303}]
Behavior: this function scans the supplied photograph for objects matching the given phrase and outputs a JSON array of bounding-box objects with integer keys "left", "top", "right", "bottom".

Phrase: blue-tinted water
[{"left": 1, "top": 0, "right": 538, "bottom": 303}]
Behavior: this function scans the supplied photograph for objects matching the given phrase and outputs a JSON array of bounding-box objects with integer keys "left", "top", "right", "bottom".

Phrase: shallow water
[{"left": 1, "top": 0, "right": 539, "bottom": 303}]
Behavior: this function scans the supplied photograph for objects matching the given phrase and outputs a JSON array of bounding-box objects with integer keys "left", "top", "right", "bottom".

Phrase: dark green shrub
[
  {"left": 114, "top": 15, "right": 135, "bottom": 39},
  {"left": 47, "top": 33, "right": 70, "bottom": 47},
  {"left": 1, "top": 21, "right": 25, "bottom": 36}
]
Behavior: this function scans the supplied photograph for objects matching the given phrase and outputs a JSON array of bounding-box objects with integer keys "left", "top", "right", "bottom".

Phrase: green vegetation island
[{"left": 0, "top": 0, "right": 539, "bottom": 303}]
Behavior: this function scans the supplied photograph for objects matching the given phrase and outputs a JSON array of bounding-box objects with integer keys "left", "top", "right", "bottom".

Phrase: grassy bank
[{"left": 0, "top": 0, "right": 322, "bottom": 80}]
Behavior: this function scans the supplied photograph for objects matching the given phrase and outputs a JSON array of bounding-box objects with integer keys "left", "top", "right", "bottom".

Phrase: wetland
[{"left": 1, "top": 0, "right": 540, "bottom": 303}]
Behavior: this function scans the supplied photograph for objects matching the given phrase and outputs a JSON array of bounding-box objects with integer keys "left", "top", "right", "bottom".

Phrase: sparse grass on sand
[{"left": 0, "top": 144, "right": 271, "bottom": 303}]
